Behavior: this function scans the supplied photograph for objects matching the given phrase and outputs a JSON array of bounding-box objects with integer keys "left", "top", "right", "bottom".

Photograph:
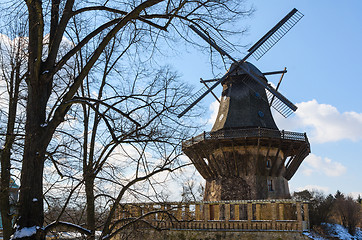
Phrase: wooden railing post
[
  {"left": 176, "top": 204, "right": 182, "bottom": 220},
  {"left": 160, "top": 204, "right": 165, "bottom": 220},
  {"left": 303, "top": 203, "right": 310, "bottom": 231},
  {"left": 279, "top": 203, "right": 284, "bottom": 221},
  {"left": 185, "top": 204, "right": 190, "bottom": 220},
  {"left": 234, "top": 204, "right": 240, "bottom": 220},
  {"left": 296, "top": 201, "right": 303, "bottom": 231},
  {"left": 255, "top": 203, "right": 261, "bottom": 220},
  {"left": 225, "top": 204, "right": 230, "bottom": 221},
  {"left": 204, "top": 203, "right": 210, "bottom": 222},
  {"left": 247, "top": 202, "right": 253, "bottom": 228},
  {"left": 271, "top": 201, "right": 277, "bottom": 230},
  {"left": 195, "top": 204, "right": 201, "bottom": 220}
]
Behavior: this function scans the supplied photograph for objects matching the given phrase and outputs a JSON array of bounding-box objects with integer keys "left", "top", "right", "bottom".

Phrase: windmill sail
[
  {"left": 177, "top": 64, "right": 238, "bottom": 118},
  {"left": 248, "top": 8, "right": 304, "bottom": 60},
  {"left": 178, "top": 8, "right": 303, "bottom": 118}
]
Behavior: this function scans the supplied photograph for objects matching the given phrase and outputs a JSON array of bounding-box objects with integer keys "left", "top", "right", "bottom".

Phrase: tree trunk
[
  {"left": 1, "top": 58, "right": 22, "bottom": 240},
  {"left": 85, "top": 175, "right": 95, "bottom": 240},
  {"left": 0, "top": 149, "right": 12, "bottom": 240},
  {"left": 16, "top": 80, "right": 52, "bottom": 240}
]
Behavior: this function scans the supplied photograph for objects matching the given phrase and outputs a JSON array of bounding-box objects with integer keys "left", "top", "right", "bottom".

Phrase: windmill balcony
[
  {"left": 182, "top": 128, "right": 308, "bottom": 148},
  {"left": 182, "top": 127, "right": 310, "bottom": 182}
]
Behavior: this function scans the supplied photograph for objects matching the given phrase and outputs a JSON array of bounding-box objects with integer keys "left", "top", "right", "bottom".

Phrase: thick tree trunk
[{"left": 16, "top": 81, "right": 52, "bottom": 240}]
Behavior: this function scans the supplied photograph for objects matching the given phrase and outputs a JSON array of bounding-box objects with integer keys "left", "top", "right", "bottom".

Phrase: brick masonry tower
[{"left": 182, "top": 62, "right": 310, "bottom": 201}]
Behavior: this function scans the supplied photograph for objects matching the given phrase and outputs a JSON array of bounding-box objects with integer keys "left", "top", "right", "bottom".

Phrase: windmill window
[
  {"left": 267, "top": 179, "right": 274, "bottom": 191},
  {"left": 266, "top": 159, "right": 271, "bottom": 168},
  {"left": 258, "top": 111, "right": 264, "bottom": 118}
]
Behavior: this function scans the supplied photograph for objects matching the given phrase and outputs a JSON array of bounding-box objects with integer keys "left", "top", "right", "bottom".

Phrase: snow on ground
[
  {"left": 304, "top": 223, "right": 362, "bottom": 240},
  {"left": 10, "top": 226, "right": 37, "bottom": 239}
]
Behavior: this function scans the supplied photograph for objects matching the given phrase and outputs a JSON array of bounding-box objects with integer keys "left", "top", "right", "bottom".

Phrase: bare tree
[
  {"left": 293, "top": 190, "right": 335, "bottom": 228},
  {"left": 0, "top": 16, "right": 28, "bottom": 240},
  {"left": 0, "top": 1, "right": 251, "bottom": 239},
  {"left": 334, "top": 195, "right": 361, "bottom": 235}
]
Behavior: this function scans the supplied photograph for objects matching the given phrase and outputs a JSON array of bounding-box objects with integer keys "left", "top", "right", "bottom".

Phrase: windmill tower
[{"left": 179, "top": 9, "right": 310, "bottom": 201}]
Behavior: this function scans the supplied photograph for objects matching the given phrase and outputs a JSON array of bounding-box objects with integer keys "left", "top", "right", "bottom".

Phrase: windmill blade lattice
[
  {"left": 177, "top": 85, "right": 208, "bottom": 117},
  {"left": 266, "top": 89, "right": 294, "bottom": 117},
  {"left": 248, "top": 8, "right": 304, "bottom": 61},
  {"left": 237, "top": 64, "right": 297, "bottom": 118}
]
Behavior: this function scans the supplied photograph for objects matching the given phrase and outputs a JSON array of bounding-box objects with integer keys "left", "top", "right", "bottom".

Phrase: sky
[
  {"left": 1, "top": 1, "right": 361, "bottom": 201},
  {"left": 171, "top": 0, "right": 362, "bottom": 198}
]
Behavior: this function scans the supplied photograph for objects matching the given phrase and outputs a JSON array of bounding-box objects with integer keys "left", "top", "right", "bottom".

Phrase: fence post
[
  {"left": 303, "top": 203, "right": 310, "bottom": 231},
  {"left": 195, "top": 204, "right": 201, "bottom": 220},
  {"left": 279, "top": 203, "right": 284, "bottom": 221},
  {"left": 255, "top": 203, "right": 261, "bottom": 220},
  {"left": 185, "top": 204, "right": 190, "bottom": 220},
  {"left": 234, "top": 204, "right": 240, "bottom": 220},
  {"left": 176, "top": 204, "right": 182, "bottom": 220},
  {"left": 225, "top": 204, "right": 230, "bottom": 222},
  {"left": 247, "top": 202, "right": 253, "bottom": 228},
  {"left": 296, "top": 201, "right": 303, "bottom": 231},
  {"left": 271, "top": 201, "right": 277, "bottom": 230},
  {"left": 204, "top": 203, "right": 210, "bottom": 222}
]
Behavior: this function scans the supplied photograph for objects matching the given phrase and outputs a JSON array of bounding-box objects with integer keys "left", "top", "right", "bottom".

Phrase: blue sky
[
  {"left": 172, "top": 1, "right": 362, "bottom": 198},
  {"left": 1, "top": 1, "right": 361, "bottom": 200}
]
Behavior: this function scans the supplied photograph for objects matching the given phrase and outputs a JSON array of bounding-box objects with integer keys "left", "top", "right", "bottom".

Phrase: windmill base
[{"left": 203, "top": 176, "right": 290, "bottom": 201}]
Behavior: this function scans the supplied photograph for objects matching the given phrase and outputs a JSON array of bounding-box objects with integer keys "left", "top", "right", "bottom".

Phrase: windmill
[
  {"left": 180, "top": 9, "right": 310, "bottom": 201},
  {"left": 177, "top": 8, "right": 303, "bottom": 119}
]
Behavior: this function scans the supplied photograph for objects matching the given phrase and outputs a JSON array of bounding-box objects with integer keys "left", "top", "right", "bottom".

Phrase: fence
[{"left": 115, "top": 200, "right": 309, "bottom": 232}]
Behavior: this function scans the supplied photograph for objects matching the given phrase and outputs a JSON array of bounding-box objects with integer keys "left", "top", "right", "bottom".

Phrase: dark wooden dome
[{"left": 212, "top": 62, "right": 278, "bottom": 132}]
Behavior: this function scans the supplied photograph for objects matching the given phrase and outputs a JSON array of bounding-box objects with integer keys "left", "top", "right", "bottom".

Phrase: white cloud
[
  {"left": 296, "top": 185, "right": 329, "bottom": 193},
  {"left": 348, "top": 192, "right": 362, "bottom": 200},
  {"left": 301, "top": 153, "right": 346, "bottom": 177},
  {"left": 207, "top": 99, "right": 219, "bottom": 126},
  {"left": 275, "top": 99, "right": 362, "bottom": 143}
]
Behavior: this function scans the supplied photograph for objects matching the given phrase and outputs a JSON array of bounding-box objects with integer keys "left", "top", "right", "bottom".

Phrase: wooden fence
[{"left": 115, "top": 200, "right": 309, "bottom": 232}]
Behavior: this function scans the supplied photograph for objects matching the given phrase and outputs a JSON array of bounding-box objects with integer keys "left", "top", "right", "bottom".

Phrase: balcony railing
[
  {"left": 115, "top": 200, "right": 309, "bottom": 232},
  {"left": 182, "top": 128, "right": 308, "bottom": 148}
]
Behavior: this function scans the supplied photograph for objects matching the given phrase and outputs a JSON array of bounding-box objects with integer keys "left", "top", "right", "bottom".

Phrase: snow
[
  {"left": 304, "top": 223, "right": 362, "bottom": 240},
  {"left": 40, "top": 123, "right": 48, "bottom": 127},
  {"left": 11, "top": 226, "right": 37, "bottom": 239},
  {"left": 50, "top": 230, "right": 101, "bottom": 239},
  {"left": 32, "top": 198, "right": 38, "bottom": 202},
  {"left": 42, "top": 70, "right": 49, "bottom": 74},
  {"left": 304, "top": 231, "right": 326, "bottom": 240}
]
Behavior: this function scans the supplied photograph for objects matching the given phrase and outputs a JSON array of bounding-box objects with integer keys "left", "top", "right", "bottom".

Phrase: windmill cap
[{"left": 228, "top": 61, "right": 266, "bottom": 82}]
